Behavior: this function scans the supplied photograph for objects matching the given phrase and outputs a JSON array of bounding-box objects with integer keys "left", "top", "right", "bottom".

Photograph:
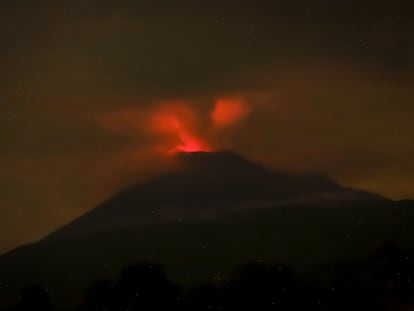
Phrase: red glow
[
  {"left": 151, "top": 105, "right": 211, "bottom": 154},
  {"left": 211, "top": 97, "right": 250, "bottom": 128}
]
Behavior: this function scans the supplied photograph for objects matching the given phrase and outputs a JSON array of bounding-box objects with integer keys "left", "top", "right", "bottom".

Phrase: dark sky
[{"left": 1, "top": 0, "right": 413, "bottom": 253}]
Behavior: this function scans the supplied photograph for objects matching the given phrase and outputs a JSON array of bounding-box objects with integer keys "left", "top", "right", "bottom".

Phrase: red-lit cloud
[
  {"left": 97, "top": 97, "right": 252, "bottom": 157},
  {"left": 150, "top": 104, "right": 211, "bottom": 154},
  {"left": 211, "top": 97, "right": 250, "bottom": 128}
]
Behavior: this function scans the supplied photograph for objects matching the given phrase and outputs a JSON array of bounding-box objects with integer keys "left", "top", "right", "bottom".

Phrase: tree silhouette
[
  {"left": 75, "top": 279, "right": 116, "bottom": 311},
  {"left": 116, "top": 263, "right": 180, "bottom": 311},
  {"left": 183, "top": 284, "right": 222, "bottom": 311},
  {"left": 23, "top": 244, "right": 414, "bottom": 311},
  {"left": 15, "top": 286, "right": 51, "bottom": 311},
  {"left": 222, "top": 262, "right": 299, "bottom": 310}
]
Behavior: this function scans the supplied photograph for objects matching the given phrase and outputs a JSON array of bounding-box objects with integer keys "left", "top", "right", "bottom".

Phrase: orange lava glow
[
  {"left": 151, "top": 105, "right": 211, "bottom": 154},
  {"left": 211, "top": 97, "right": 250, "bottom": 128}
]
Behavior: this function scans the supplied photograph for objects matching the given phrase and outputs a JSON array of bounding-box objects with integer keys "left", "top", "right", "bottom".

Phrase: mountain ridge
[
  {"left": 0, "top": 152, "right": 410, "bottom": 310},
  {"left": 45, "top": 151, "right": 386, "bottom": 241}
]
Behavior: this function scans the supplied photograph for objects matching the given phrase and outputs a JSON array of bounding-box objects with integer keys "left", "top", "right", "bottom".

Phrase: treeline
[{"left": 7, "top": 243, "right": 414, "bottom": 311}]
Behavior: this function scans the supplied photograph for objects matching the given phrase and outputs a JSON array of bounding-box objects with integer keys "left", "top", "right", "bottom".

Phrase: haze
[{"left": 1, "top": 0, "right": 413, "bottom": 253}]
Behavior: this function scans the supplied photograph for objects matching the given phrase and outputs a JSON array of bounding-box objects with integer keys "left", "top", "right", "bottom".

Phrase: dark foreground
[{"left": 4, "top": 243, "right": 414, "bottom": 311}]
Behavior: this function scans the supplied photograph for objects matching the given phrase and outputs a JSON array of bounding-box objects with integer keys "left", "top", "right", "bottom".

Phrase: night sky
[{"left": 1, "top": 0, "right": 413, "bottom": 253}]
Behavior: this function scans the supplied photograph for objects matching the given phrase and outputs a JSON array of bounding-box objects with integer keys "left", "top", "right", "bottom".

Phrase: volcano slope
[{"left": 0, "top": 151, "right": 412, "bottom": 309}]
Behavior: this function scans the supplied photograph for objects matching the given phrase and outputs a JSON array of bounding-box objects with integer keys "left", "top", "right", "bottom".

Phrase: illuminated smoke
[
  {"left": 99, "top": 97, "right": 251, "bottom": 157},
  {"left": 211, "top": 97, "right": 250, "bottom": 128},
  {"left": 150, "top": 104, "right": 211, "bottom": 154}
]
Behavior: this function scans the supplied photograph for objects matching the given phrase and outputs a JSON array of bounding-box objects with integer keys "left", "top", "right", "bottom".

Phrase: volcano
[
  {"left": 1, "top": 151, "right": 412, "bottom": 310},
  {"left": 46, "top": 151, "right": 383, "bottom": 241}
]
